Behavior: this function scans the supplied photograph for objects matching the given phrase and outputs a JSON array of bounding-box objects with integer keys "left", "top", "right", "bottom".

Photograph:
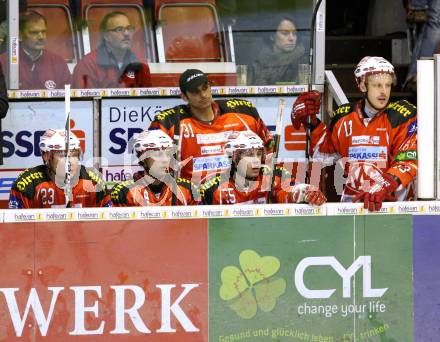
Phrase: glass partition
[{"left": 4, "top": 0, "right": 318, "bottom": 91}]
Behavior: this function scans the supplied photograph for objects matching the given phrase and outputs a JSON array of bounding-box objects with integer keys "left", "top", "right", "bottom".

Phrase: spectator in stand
[
  {"left": 404, "top": 0, "right": 440, "bottom": 90},
  {"left": 0, "top": 11, "right": 71, "bottom": 90},
  {"left": 250, "top": 15, "right": 305, "bottom": 85},
  {"left": 73, "top": 11, "right": 151, "bottom": 89}
]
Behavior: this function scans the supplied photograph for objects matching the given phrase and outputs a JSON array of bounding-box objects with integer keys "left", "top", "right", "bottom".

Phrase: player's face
[
  {"left": 273, "top": 19, "right": 297, "bottom": 53},
  {"left": 235, "top": 148, "right": 264, "bottom": 179},
  {"left": 44, "top": 150, "right": 81, "bottom": 189},
  {"left": 364, "top": 73, "right": 393, "bottom": 111},
  {"left": 182, "top": 82, "right": 213, "bottom": 111},
  {"left": 103, "top": 14, "right": 134, "bottom": 51},
  {"left": 21, "top": 19, "right": 47, "bottom": 52},
  {"left": 144, "top": 148, "right": 173, "bottom": 180}
]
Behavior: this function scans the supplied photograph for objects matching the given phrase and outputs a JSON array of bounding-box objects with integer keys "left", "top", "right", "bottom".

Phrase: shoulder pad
[
  {"left": 331, "top": 103, "right": 354, "bottom": 118},
  {"left": 217, "top": 99, "right": 260, "bottom": 120},
  {"left": 16, "top": 168, "right": 30, "bottom": 178},
  {"left": 153, "top": 105, "right": 190, "bottom": 130},
  {"left": 261, "top": 165, "right": 291, "bottom": 178},
  {"left": 110, "top": 179, "right": 135, "bottom": 204},
  {"left": 385, "top": 100, "right": 417, "bottom": 128},
  {"left": 177, "top": 177, "right": 197, "bottom": 190},
  {"left": 329, "top": 103, "right": 354, "bottom": 131},
  {"left": 12, "top": 165, "right": 47, "bottom": 199},
  {"left": 83, "top": 167, "right": 107, "bottom": 188},
  {"left": 199, "top": 175, "right": 223, "bottom": 203}
]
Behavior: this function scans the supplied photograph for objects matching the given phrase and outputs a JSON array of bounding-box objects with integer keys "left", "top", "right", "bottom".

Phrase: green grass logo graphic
[{"left": 219, "top": 249, "right": 286, "bottom": 319}]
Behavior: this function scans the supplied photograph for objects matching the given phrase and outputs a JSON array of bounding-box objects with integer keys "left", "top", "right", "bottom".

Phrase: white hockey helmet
[
  {"left": 39, "top": 129, "right": 81, "bottom": 152},
  {"left": 134, "top": 129, "right": 174, "bottom": 153},
  {"left": 354, "top": 56, "right": 395, "bottom": 87},
  {"left": 224, "top": 131, "right": 264, "bottom": 156}
]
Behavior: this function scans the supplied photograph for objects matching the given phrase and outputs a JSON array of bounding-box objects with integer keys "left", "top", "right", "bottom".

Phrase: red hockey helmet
[{"left": 354, "top": 56, "right": 395, "bottom": 87}]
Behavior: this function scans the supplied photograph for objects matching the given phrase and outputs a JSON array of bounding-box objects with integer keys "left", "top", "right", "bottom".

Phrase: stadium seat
[
  {"left": 79, "top": 0, "right": 155, "bottom": 62},
  {"left": 154, "top": 0, "right": 225, "bottom": 62},
  {"left": 27, "top": 0, "right": 78, "bottom": 63}
]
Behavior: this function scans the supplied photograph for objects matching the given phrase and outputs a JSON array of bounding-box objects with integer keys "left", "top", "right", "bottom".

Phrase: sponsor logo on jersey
[
  {"left": 344, "top": 161, "right": 384, "bottom": 195},
  {"left": 407, "top": 120, "right": 417, "bottom": 137},
  {"left": 348, "top": 146, "right": 387, "bottom": 160},
  {"left": 44, "top": 80, "right": 56, "bottom": 89},
  {"left": 16, "top": 171, "right": 45, "bottom": 191},
  {"left": 225, "top": 99, "right": 255, "bottom": 109},
  {"left": 193, "top": 156, "right": 231, "bottom": 172},
  {"left": 395, "top": 150, "right": 417, "bottom": 162},
  {"left": 8, "top": 195, "right": 22, "bottom": 209},
  {"left": 332, "top": 105, "right": 351, "bottom": 117},
  {"left": 125, "top": 71, "right": 136, "bottom": 79},
  {"left": 224, "top": 123, "right": 240, "bottom": 128},
  {"left": 201, "top": 145, "right": 223, "bottom": 155},
  {"left": 196, "top": 131, "right": 232, "bottom": 144},
  {"left": 387, "top": 101, "right": 414, "bottom": 117},
  {"left": 351, "top": 135, "right": 380, "bottom": 145}
]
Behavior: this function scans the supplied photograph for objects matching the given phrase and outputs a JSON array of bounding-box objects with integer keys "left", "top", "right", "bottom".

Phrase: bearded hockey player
[
  {"left": 8, "top": 129, "right": 110, "bottom": 208},
  {"left": 111, "top": 129, "right": 197, "bottom": 206},
  {"left": 199, "top": 131, "right": 326, "bottom": 205},
  {"left": 291, "top": 56, "right": 417, "bottom": 211}
]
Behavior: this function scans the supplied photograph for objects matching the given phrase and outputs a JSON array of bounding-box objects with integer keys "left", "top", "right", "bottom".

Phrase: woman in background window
[{"left": 251, "top": 15, "right": 305, "bottom": 85}]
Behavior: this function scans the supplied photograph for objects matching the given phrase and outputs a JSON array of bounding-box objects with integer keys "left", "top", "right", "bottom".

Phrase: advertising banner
[
  {"left": 413, "top": 216, "right": 440, "bottom": 342},
  {"left": 209, "top": 215, "right": 413, "bottom": 341},
  {"left": 0, "top": 214, "right": 416, "bottom": 341},
  {"left": 0, "top": 101, "right": 94, "bottom": 201},
  {"left": 0, "top": 219, "right": 208, "bottom": 341},
  {"left": 100, "top": 97, "right": 304, "bottom": 184}
]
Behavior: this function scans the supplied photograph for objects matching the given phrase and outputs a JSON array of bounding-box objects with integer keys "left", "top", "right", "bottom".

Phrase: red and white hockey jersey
[
  {"left": 309, "top": 99, "right": 417, "bottom": 201},
  {"left": 149, "top": 99, "right": 273, "bottom": 184}
]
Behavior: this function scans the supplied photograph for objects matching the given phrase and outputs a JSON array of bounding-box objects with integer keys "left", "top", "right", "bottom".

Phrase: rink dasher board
[{"left": 1, "top": 201, "right": 440, "bottom": 223}]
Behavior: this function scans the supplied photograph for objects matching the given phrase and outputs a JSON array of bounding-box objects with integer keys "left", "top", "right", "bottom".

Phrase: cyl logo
[{"left": 219, "top": 249, "right": 286, "bottom": 319}]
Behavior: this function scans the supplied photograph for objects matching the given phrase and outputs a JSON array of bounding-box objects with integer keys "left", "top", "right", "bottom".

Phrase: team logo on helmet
[
  {"left": 39, "top": 129, "right": 81, "bottom": 152},
  {"left": 224, "top": 131, "right": 264, "bottom": 156},
  {"left": 354, "top": 56, "right": 395, "bottom": 86},
  {"left": 134, "top": 130, "right": 174, "bottom": 153}
]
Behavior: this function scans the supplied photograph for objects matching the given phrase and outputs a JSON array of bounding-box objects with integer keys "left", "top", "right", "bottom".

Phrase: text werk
[{"left": 0, "top": 283, "right": 200, "bottom": 337}]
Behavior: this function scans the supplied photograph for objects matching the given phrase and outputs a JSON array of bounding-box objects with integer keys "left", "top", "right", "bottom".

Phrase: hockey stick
[
  {"left": 305, "top": 0, "right": 323, "bottom": 184},
  {"left": 171, "top": 114, "right": 181, "bottom": 206},
  {"left": 268, "top": 98, "right": 286, "bottom": 203},
  {"left": 64, "top": 84, "right": 72, "bottom": 208}
]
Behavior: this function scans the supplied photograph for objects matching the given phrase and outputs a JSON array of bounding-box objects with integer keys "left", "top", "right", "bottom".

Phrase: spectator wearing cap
[
  {"left": 73, "top": 11, "right": 151, "bottom": 89},
  {"left": 0, "top": 10, "right": 71, "bottom": 90},
  {"left": 149, "top": 68, "right": 273, "bottom": 183}
]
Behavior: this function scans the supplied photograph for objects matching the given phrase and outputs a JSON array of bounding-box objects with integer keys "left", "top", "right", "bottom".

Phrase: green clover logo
[{"left": 219, "top": 249, "right": 286, "bottom": 319}]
